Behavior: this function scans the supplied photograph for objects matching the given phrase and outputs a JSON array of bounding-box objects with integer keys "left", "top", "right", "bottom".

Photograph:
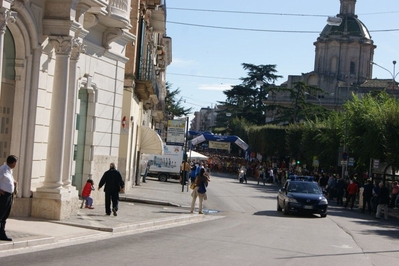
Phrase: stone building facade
[
  {"left": 282, "top": 0, "right": 396, "bottom": 106},
  {"left": 1, "top": 0, "right": 170, "bottom": 220}
]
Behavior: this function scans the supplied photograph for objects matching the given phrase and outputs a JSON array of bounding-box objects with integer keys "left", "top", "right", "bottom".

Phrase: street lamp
[{"left": 371, "top": 60, "right": 399, "bottom": 93}]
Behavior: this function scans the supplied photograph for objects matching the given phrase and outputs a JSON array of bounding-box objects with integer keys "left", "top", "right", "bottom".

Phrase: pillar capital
[{"left": 49, "top": 36, "right": 73, "bottom": 56}]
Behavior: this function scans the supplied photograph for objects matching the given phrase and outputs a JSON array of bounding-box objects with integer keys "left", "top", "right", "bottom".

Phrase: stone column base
[
  {"left": 10, "top": 198, "right": 32, "bottom": 217},
  {"left": 31, "top": 189, "right": 79, "bottom": 220}
]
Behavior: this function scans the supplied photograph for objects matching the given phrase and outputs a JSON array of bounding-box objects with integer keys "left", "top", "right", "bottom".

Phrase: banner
[{"left": 209, "top": 141, "right": 230, "bottom": 150}]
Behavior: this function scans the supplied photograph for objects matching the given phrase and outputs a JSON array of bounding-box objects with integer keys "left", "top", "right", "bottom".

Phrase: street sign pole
[{"left": 182, "top": 117, "right": 189, "bottom": 192}]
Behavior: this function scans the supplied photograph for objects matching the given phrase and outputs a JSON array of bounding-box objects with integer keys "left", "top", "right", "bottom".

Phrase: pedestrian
[
  {"left": 375, "top": 182, "right": 390, "bottom": 220},
  {"left": 0, "top": 155, "right": 18, "bottom": 241},
  {"left": 318, "top": 173, "right": 328, "bottom": 191},
  {"left": 255, "top": 165, "right": 261, "bottom": 185},
  {"left": 269, "top": 167, "right": 275, "bottom": 183},
  {"left": 190, "top": 163, "right": 197, "bottom": 183},
  {"left": 344, "top": 179, "right": 358, "bottom": 210},
  {"left": 82, "top": 178, "right": 95, "bottom": 209},
  {"left": 180, "top": 160, "right": 190, "bottom": 185},
  {"left": 336, "top": 176, "right": 346, "bottom": 206},
  {"left": 142, "top": 161, "right": 150, "bottom": 183},
  {"left": 98, "top": 163, "right": 125, "bottom": 216},
  {"left": 361, "top": 179, "right": 373, "bottom": 214},
  {"left": 327, "top": 174, "right": 337, "bottom": 200},
  {"left": 389, "top": 181, "right": 399, "bottom": 208},
  {"left": 371, "top": 181, "right": 380, "bottom": 213},
  {"left": 190, "top": 168, "right": 209, "bottom": 214}
]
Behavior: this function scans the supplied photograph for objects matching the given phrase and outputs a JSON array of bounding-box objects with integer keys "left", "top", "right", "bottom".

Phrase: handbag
[{"left": 190, "top": 183, "right": 196, "bottom": 190}]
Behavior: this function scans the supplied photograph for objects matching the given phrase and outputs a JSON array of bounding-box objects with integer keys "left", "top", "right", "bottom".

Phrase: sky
[{"left": 165, "top": 0, "right": 399, "bottom": 121}]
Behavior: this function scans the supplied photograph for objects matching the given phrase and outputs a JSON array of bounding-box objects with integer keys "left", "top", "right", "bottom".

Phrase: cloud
[{"left": 198, "top": 83, "right": 232, "bottom": 91}]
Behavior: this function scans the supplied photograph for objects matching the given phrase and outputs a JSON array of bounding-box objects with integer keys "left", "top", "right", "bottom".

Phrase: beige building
[
  {"left": 0, "top": 0, "right": 170, "bottom": 220},
  {"left": 121, "top": 0, "right": 170, "bottom": 187}
]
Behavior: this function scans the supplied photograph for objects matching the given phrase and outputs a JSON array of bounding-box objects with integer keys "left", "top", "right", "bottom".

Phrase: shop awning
[{"left": 140, "top": 126, "right": 163, "bottom": 155}]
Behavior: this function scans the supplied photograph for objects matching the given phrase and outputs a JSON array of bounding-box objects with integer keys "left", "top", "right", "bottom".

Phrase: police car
[{"left": 277, "top": 175, "right": 328, "bottom": 218}]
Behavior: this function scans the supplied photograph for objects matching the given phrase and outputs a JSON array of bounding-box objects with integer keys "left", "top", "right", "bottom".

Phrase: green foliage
[
  {"left": 165, "top": 82, "right": 192, "bottom": 118},
  {"left": 217, "top": 63, "right": 282, "bottom": 126},
  {"left": 345, "top": 92, "right": 399, "bottom": 169}
]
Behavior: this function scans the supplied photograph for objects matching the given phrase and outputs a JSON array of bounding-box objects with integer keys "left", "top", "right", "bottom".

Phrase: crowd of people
[{"left": 183, "top": 151, "right": 399, "bottom": 220}]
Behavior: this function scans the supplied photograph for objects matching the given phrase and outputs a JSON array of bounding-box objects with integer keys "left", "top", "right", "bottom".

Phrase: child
[{"left": 82, "top": 179, "right": 95, "bottom": 209}]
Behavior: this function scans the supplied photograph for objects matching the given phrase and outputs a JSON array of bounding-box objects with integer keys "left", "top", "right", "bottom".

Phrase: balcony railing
[{"left": 88, "top": 0, "right": 131, "bottom": 28}]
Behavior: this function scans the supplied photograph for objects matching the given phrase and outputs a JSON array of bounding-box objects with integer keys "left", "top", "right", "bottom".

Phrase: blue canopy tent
[{"left": 191, "top": 134, "right": 249, "bottom": 151}]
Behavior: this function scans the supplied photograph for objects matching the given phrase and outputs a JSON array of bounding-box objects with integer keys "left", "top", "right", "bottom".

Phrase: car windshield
[{"left": 287, "top": 182, "right": 321, "bottom": 194}]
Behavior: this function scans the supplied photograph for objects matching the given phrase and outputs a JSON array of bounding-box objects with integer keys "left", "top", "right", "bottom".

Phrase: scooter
[{"left": 238, "top": 169, "right": 245, "bottom": 183}]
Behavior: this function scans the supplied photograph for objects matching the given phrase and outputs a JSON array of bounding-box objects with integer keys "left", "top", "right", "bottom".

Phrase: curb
[
  {"left": 0, "top": 236, "right": 54, "bottom": 252},
  {"left": 54, "top": 213, "right": 205, "bottom": 233},
  {"left": 119, "top": 196, "right": 181, "bottom": 207}
]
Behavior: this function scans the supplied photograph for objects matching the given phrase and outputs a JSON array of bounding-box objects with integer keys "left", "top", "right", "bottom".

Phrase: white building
[{"left": 1, "top": 0, "right": 170, "bottom": 220}]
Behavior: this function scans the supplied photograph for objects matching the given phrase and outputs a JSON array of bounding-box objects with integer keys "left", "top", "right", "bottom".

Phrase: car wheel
[
  {"left": 283, "top": 202, "right": 290, "bottom": 215},
  {"left": 158, "top": 174, "right": 168, "bottom": 182},
  {"left": 277, "top": 200, "right": 282, "bottom": 212},
  {"left": 320, "top": 213, "right": 327, "bottom": 218}
]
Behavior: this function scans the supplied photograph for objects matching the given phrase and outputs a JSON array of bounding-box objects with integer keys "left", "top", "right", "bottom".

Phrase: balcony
[
  {"left": 84, "top": 0, "right": 131, "bottom": 29},
  {"left": 135, "top": 53, "right": 159, "bottom": 101},
  {"left": 151, "top": 100, "right": 165, "bottom": 123}
]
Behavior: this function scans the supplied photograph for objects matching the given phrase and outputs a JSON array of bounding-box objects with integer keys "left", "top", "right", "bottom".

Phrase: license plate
[{"left": 304, "top": 205, "right": 313, "bottom": 209}]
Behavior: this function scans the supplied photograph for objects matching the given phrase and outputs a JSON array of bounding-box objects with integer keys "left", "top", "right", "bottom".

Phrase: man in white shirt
[
  {"left": 269, "top": 168, "right": 275, "bottom": 183},
  {"left": 0, "top": 155, "right": 18, "bottom": 241}
]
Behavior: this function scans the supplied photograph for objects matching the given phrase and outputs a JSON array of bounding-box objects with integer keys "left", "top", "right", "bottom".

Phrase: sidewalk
[{"left": 0, "top": 178, "right": 208, "bottom": 253}]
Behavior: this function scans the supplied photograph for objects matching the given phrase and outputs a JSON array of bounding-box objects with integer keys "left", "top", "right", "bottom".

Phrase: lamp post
[{"left": 371, "top": 61, "right": 399, "bottom": 94}]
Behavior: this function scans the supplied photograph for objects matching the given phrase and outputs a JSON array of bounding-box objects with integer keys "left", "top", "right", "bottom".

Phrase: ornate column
[
  {"left": 62, "top": 38, "right": 85, "bottom": 189},
  {"left": 32, "top": 36, "right": 78, "bottom": 220},
  {"left": 39, "top": 36, "right": 72, "bottom": 191}
]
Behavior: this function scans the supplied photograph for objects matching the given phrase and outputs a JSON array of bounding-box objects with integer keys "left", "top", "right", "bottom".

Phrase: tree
[
  {"left": 164, "top": 82, "right": 192, "bottom": 119},
  {"left": 271, "top": 82, "right": 329, "bottom": 124},
  {"left": 217, "top": 63, "right": 282, "bottom": 126}
]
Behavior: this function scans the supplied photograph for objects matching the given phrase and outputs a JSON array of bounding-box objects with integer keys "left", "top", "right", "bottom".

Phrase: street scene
[
  {"left": 1, "top": 0, "right": 399, "bottom": 265},
  {"left": 1, "top": 172, "right": 399, "bottom": 265}
]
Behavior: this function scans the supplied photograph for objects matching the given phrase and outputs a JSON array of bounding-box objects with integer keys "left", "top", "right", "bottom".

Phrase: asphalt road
[{"left": 2, "top": 174, "right": 399, "bottom": 266}]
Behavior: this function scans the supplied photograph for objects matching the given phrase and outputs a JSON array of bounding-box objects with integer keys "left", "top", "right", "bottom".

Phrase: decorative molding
[
  {"left": 71, "top": 38, "right": 86, "bottom": 61},
  {"left": 0, "top": 7, "right": 17, "bottom": 34},
  {"left": 83, "top": 13, "right": 98, "bottom": 29},
  {"left": 12, "top": 0, "right": 27, "bottom": 10},
  {"left": 49, "top": 36, "right": 72, "bottom": 56},
  {"left": 102, "top": 27, "right": 122, "bottom": 49}
]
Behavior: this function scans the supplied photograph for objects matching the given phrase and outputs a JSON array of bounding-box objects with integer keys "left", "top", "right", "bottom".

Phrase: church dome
[{"left": 320, "top": 16, "right": 371, "bottom": 40}]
